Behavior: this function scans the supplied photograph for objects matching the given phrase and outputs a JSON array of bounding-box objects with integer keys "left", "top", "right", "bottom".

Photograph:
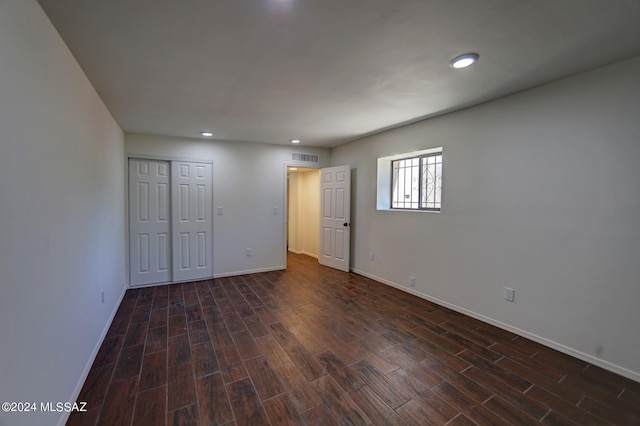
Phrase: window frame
[
  {"left": 390, "top": 151, "right": 442, "bottom": 211},
  {"left": 376, "top": 147, "right": 443, "bottom": 212}
]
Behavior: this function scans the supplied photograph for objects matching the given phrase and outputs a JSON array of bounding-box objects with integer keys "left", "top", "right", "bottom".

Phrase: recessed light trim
[
  {"left": 450, "top": 53, "right": 479, "bottom": 69},
  {"left": 290, "top": 139, "right": 301, "bottom": 144},
  {"left": 201, "top": 131, "right": 213, "bottom": 137}
]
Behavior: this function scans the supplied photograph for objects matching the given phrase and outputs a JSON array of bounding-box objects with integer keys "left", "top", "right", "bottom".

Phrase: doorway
[{"left": 286, "top": 166, "right": 320, "bottom": 259}]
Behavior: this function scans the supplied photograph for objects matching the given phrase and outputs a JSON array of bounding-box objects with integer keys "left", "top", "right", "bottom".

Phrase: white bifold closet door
[{"left": 129, "top": 159, "right": 212, "bottom": 286}]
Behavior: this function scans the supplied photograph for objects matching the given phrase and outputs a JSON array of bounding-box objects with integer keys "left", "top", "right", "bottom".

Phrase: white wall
[
  {"left": 0, "top": 1, "right": 126, "bottom": 425},
  {"left": 288, "top": 170, "right": 320, "bottom": 258},
  {"left": 126, "top": 133, "right": 330, "bottom": 278},
  {"left": 331, "top": 56, "right": 640, "bottom": 381}
]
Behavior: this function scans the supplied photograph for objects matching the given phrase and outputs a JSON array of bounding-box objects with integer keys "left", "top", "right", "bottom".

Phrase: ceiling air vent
[{"left": 291, "top": 152, "right": 319, "bottom": 164}]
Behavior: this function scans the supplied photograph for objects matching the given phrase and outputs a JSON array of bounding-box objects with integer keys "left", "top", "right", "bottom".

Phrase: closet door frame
[{"left": 127, "top": 154, "right": 214, "bottom": 287}]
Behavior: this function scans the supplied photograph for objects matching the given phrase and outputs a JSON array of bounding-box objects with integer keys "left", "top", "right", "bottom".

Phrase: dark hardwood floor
[{"left": 68, "top": 253, "right": 640, "bottom": 425}]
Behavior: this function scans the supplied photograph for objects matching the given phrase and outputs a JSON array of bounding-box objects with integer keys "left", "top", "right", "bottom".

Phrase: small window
[{"left": 391, "top": 151, "right": 442, "bottom": 211}]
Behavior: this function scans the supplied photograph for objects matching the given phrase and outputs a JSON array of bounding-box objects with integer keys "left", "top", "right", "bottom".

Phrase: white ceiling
[{"left": 38, "top": 0, "right": 640, "bottom": 148}]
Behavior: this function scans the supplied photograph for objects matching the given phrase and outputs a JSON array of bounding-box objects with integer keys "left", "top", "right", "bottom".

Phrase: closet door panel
[
  {"left": 129, "top": 159, "right": 172, "bottom": 286},
  {"left": 172, "top": 161, "right": 213, "bottom": 281}
]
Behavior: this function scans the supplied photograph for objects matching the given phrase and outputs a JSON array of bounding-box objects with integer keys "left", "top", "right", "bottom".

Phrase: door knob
[{"left": 343, "top": 223, "right": 350, "bottom": 227}]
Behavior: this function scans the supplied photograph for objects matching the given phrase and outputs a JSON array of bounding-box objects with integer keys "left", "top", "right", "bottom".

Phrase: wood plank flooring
[{"left": 68, "top": 253, "right": 640, "bottom": 425}]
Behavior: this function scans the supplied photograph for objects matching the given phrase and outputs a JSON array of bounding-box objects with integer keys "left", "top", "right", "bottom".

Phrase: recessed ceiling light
[
  {"left": 201, "top": 131, "right": 213, "bottom": 137},
  {"left": 290, "top": 139, "right": 301, "bottom": 144},
  {"left": 450, "top": 53, "right": 479, "bottom": 69}
]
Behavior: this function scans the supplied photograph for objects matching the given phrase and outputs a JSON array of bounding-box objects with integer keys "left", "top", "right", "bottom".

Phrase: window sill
[{"left": 378, "top": 208, "right": 441, "bottom": 213}]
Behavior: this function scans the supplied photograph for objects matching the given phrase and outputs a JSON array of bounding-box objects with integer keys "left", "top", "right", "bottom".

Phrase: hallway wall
[{"left": 288, "top": 169, "right": 320, "bottom": 258}]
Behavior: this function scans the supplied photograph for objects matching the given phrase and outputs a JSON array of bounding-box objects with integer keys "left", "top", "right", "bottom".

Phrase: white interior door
[
  {"left": 129, "top": 159, "right": 171, "bottom": 286},
  {"left": 172, "top": 161, "right": 213, "bottom": 282},
  {"left": 319, "top": 165, "right": 351, "bottom": 272}
]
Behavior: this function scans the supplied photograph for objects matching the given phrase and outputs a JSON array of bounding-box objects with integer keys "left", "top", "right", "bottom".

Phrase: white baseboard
[
  {"left": 58, "top": 285, "right": 127, "bottom": 426},
  {"left": 352, "top": 268, "right": 640, "bottom": 383},
  {"left": 213, "top": 265, "right": 286, "bottom": 278},
  {"left": 288, "top": 248, "right": 319, "bottom": 259},
  {"left": 127, "top": 265, "right": 288, "bottom": 285}
]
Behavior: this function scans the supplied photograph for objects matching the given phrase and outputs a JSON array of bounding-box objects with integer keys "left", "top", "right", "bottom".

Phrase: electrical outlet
[
  {"left": 246, "top": 248, "right": 252, "bottom": 257},
  {"left": 369, "top": 252, "right": 375, "bottom": 261},
  {"left": 504, "top": 287, "right": 515, "bottom": 302},
  {"left": 273, "top": 206, "right": 278, "bottom": 214},
  {"left": 101, "top": 289, "right": 105, "bottom": 304},
  {"left": 217, "top": 206, "right": 224, "bottom": 215},
  {"left": 409, "top": 276, "right": 416, "bottom": 287}
]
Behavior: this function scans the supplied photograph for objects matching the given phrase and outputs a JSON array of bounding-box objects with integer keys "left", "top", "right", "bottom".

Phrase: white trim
[
  {"left": 352, "top": 268, "right": 640, "bottom": 383},
  {"left": 385, "top": 209, "right": 441, "bottom": 214},
  {"left": 288, "top": 248, "right": 319, "bottom": 259},
  {"left": 58, "top": 286, "right": 127, "bottom": 426},
  {"left": 213, "top": 265, "right": 286, "bottom": 278},
  {"left": 129, "top": 278, "right": 208, "bottom": 289},
  {"left": 127, "top": 265, "right": 287, "bottom": 284},
  {"left": 283, "top": 164, "right": 290, "bottom": 271},
  {"left": 131, "top": 265, "right": 287, "bottom": 283},
  {"left": 127, "top": 153, "right": 213, "bottom": 164}
]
